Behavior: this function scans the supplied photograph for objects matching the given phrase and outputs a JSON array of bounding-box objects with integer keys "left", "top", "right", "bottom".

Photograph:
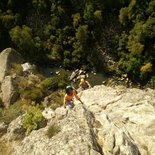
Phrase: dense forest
[{"left": 0, "top": 0, "right": 155, "bottom": 84}]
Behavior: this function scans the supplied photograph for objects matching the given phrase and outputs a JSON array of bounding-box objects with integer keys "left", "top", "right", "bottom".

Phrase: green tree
[
  {"left": 9, "top": 25, "right": 34, "bottom": 58},
  {"left": 118, "top": 0, "right": 155, "bottom": 82},
  {"left": 23, "top": 106, "right": 46, "bottom": 135}
]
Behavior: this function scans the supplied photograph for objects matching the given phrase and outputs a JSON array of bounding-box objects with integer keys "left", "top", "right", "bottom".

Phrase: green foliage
[
  {"left": 140, "top": 63, "right": 152, "bottom": 73},
  {"left": 119, "top": 7, "right": 129, "bottom": 25},
  {"left": 46, "top": 124, "right": 60, "bottom": 138},
  {"left": 8, "top": 63, "right": 23, "bottom": 76},
  {"left": 48, "top": 91, "right": 64, "bottom": 110},
  {"left": 0, "top": 0, "right": 112, "bottom": 71},
  {"left": 83, "top": 4, "right": 94, "bottom": 25},
  {"left": 118, "top": 0, "right": 155, "bottom": 82},
  {"left": 72, "top": 13, "right": 81, "bottom": 28},
  {"left": 0, "top": 12, "right": 16, "bottom": 29},
  {"left": 147, "top": 76, "right": 155, "bottom": 89},
  {"left": 32, "top": 0, "right": 47, "bottom": 11},
  {"left": 16, "top": 76, "right": 28, "bottom": 93},
  {"left": 21, "top": 87, "right": 43, "bottom": 103},
  {"left": 127, "top": 41, "right": 144, "bottom": 56},
  {"left": 75, "top": 25, "right": 89, "bottom": 45},
  {"left": 40, "top": 77, "right": 58, "bottom": 90},
  {"left": 94, "top": 10, "right": 102, "bottom": 21},
  {"left": 147, "top": 0, "right": 155, "bottom": 16},
  {"left": 118, "top": 56, "right": 141, "bottom": 76},
  {"left": 51, "top": 44, "right": 63, "bottom": 60},
  {"left": 40, "top": 74, "right": 67, "bottom": 91},
  {"left": 140, "top": 62, "right": 152, "bottom": 81},
  {"left": 0, "top": 101, "right": 24, "bottom": 123},
  {"left": 63, "top": 58, "right": 71, "bottom": 68},
  {"left": 143, "top": 17, "right": 155, "bottom": 39},
  {"left": 1, "top": 0, "right": 155, "bottom": 84},
  {"left": 9, "top": 25, "right": 34, "bottom": 58},
  {"left": 23, "top": 106, "right": 46, "bottom": 135}
]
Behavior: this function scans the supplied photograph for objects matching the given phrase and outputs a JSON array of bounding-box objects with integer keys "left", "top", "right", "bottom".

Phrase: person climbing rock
[
  {"left": 64, "top": 86, "right": 82, "bottom": 109},
  {"left": 78, "top": 78, "right": 91, "bottom": 90}
]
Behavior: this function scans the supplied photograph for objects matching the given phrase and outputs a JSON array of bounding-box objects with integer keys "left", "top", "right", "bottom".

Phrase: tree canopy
[{"left": 0, "top": 0, "right": 155, "bottom": 83}]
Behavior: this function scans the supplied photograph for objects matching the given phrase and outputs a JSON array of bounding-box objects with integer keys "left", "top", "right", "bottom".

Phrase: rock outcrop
[
  {"left": 69, "top": 69, "right": 88, "bottom": 82},
  {"left": 81, "top": 85, "right": 155, "bottom": 155},
  {"left": 1, "top": 76, "right": 19, "bottom": 107},
  {"left": 21, "top": 62, "right": 36, "bottom": 74},
  {"left": 0, "top": 48, "right": 23, "bottom": 82}
]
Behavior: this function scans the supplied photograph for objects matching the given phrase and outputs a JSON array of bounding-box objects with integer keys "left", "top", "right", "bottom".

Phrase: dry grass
[
  {"left": 0, "top": 141, "right": 11, "bottom": 155},
  {"left": 46, "top": 124, "right": 60, "bottom": 138}
]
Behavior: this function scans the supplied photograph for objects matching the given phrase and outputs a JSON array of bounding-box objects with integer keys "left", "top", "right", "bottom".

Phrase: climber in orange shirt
[{"left": 64, "top": 86, "right": 82, "bottom": 109}]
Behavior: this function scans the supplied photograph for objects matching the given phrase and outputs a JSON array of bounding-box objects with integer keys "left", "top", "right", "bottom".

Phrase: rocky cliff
[
  {"left": 81, "top": 85, "right": 155, "bottom": 155},
  {"left": 1, "top": 85, "right": 155, "bottom": 155},
  {"left": 0, "top": 48, "right": 23, "bottom": 82},
  {"left": 0, "top": 48, "right": 23, "bottom": 107}
]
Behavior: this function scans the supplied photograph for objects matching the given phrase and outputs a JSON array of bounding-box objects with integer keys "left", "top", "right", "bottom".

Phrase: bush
[
  {"left": 119, "top": 7, "right": 129, "bottom": 25},
  {"left": 40, "top": 77, "right": 59, "bottom": 91},
  {"left": 46, "top": 124, "right": 60, "bottom": 138},
  {"left": 21, "top": 87, "right": 43, "bottom": 103},
  {"left": 63, "top": 58, "right": 71, "bottom": 68},
  {"left": 17, "top": 76, "right": 28, "bottom": 92},
  {"left": 23, "top": 106, "right": 47, "bottom": 135},
  {"left": 147, "top": 76, "right": 155, "bottom": 89},
  {"left": 48, "top": 91, "right": 64, "bottom": 110},
  {"left": 0, "top": 101, "right": 24, "bottom": 123},
  {"left": 8, "top": 63, "right": 23, "bottom": 76},
  {"left": 140, "top": 63, "right": 152, "bottom": 81},
  {"left": 140, "top": 63, "right": 152, "bottom": 73},
  {"left": 40, "top": 74, "right": 67, "bottom": 91},
  {"left": 9, "top": 25, "right": 34, "bottom": 60}
]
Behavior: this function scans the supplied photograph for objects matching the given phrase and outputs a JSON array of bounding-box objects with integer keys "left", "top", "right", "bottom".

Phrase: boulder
[
  {"left": 69, "top": 69, "right": 88, "bottom": 82},
  {"left": 69, "top": 69, "right": 79, "bottom": 81},
  {"left": 42, "top": 96, "right": 51, "bottom": 107},
  {"left": 42, "top": 107, "right": 54, "bottom": 120},
  {"left": 0, "top": 48, "right": 23, "bottom": 82},
  {"left": 5, "top": 116, "right": 25, "bottom": 142},
  {"left": 1, "top": 76, "right": 19, "bottom": 108},
  {"left": 21, "top": 62, "right": 36, "bottom": 74}
]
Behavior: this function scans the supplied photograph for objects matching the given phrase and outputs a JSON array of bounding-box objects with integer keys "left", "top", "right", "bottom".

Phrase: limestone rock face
[
  {"left": 1, "top": 76, "right": 19, "bottom": 107},
  {"left": 12, "top": 105, "right": 101, "bottom": 155},
  {"left": 0, "top": 48, "right": 23, "bottom": 82},
  {"left": 81, "top": 85, "right": 155, "bottom": 155},
  {"left": 21, "top": 62, "right": 36, "bottom": 73},
  {"left": 2, "top": 116, "right": 25, "bottom": 142}
]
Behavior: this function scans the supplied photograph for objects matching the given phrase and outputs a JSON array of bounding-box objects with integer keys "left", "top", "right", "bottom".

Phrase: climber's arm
[
  {"left": 63, "top": 96, "right": 67, "bottom": 108},
  {"left": 73, "top": 90, "right": 83, "bottom": 104}
]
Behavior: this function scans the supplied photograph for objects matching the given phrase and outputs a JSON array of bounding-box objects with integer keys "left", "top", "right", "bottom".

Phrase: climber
[
  {"left": 64, "top": 86, "right": 83, "bottom": 109},
  {"left": 78, "top": 78, "right": 91, "bottom": 90}
]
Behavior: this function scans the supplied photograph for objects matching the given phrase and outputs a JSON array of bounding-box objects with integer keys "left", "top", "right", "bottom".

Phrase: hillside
[{"left": 0, "top": 0, "right": 155, "bottom": 84}]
